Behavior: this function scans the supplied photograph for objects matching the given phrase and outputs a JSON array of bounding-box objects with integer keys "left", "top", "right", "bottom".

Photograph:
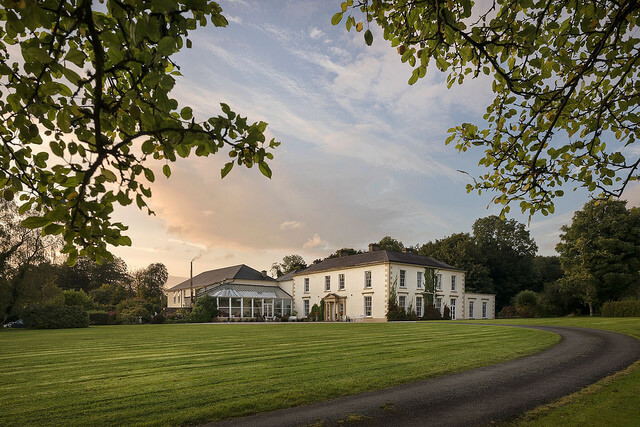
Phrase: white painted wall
[
  {"left": 294, "top": 263, "right": 389, "bottom": 321},
  {"left": 464, "top": 292, "right": 496, "bottom": 319}
]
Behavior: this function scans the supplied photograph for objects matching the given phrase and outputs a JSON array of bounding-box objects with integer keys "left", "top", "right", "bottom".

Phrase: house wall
[
  {"left": 389, "top": 263, "right": 465, "bottom": 320},
  {"left": 294, "top": 263, "right": 389, "bottom": 322},
  {"left": 463, "top": 292, "right": 496, "bottom": 320}
]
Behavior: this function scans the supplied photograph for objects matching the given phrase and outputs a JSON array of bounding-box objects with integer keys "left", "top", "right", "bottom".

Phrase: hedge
[
  {"left": 601, "top": 299, "right": 640, "bottom": 317},
  {"left": 23, "top": 304, "right": 89, "bottom": 329}
]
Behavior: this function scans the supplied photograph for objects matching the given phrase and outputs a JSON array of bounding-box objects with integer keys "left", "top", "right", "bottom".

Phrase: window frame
[
  {"left": 364, "top": 270, "right": 372, "bottom": 288},
  {"left": 416, "top": 296, "right": 423, "bottom": 317},
  {"left": 303, "top": 299, "right": 310, "bottom": 317},
  {"left": 451, "top": 275, "right": 457, "bottom": 291},
  {"left": 437, "top": 274, "right": 442, "bottom": 290},
  {"left": 399, "top": 270, "right": 406, "bottom": 287},
  {"left": 364, "top": 296, "right": 372, "bottom": 317},
  {"left": 399, "top": 295, "right": 406, "bottom": 311},
  {"left": 338, "top": 273, "right": 345, "bottom": 290},
  {"left": 304, "top": 278, "right": 309, "bottom": 293},
  {"left": 482, "top": 301, "right": 488, "bottom": 318},
  {"left": 417, "top": 271, "right": 423, "bottom": 289},
  {"left": 325, "top": 275, "right": 330, "bottom": 291},
  {"left": 469, "top": 300, "right": 474, "bottom": 318}
]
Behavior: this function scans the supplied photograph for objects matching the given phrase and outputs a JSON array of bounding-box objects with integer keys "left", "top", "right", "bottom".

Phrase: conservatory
[{"left": 198, "top": 283, "right": 293, "bottom": 319}]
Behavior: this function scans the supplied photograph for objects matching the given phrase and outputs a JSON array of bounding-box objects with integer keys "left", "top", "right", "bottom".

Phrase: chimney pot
[{"left": 369, "top": 243, "right": 380, "bottom": 253}]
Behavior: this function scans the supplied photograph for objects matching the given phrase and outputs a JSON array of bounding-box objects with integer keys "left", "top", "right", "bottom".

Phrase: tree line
[
  {"left": 1, "top": 200, "right": 167, "bottom": 325},
  {"left": 272, "top": 200, "right": 640, "bottom": 316}
]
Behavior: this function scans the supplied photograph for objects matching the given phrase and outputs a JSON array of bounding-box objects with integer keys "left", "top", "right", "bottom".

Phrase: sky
[{"left": 109, "top": 0, "right": 640, "bottom": 282}]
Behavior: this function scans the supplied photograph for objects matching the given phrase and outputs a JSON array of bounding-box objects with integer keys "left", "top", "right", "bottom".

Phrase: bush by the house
[
  {"left": 420, "top": 304, "right": 443, "bottom": 320},
  {"left": 189, "top": 295, "right": 218, "bottom": 323},
  {"left": 442, "top": 305, "right": 451, "bottom": 320},
  {"left": 88, "top": 311, "right": 110, "bottom": 325},
  {"left": 23, "top": 304, "right": 89, "bottom": 329},
  {"left": 602, "top": 299, "right": 640, "bottom": 317}
]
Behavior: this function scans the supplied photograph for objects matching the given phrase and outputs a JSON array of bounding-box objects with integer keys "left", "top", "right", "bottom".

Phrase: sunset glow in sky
[{"left": 109, "top": 0, "right": 640, "bottom": 282}]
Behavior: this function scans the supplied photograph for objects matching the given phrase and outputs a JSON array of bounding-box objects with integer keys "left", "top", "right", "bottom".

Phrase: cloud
[
  {"left": 303, "top": 233, "right": 327, "bottom": 249},
  {"left": 280, "top": 220, "right": 303, "bottom": 230},
  {"left": 309, "top": 27, "right": 325, "bottom": 40},
  {"left": 168, "top": 238, "right": 208, "bottom": 251}
]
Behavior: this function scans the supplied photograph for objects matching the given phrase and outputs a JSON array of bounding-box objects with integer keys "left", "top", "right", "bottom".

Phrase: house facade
[
  {"left": 278, "top": 246, "right": 495, "bottom": 322},
  {"left": 165, "top": 247, "right": 495, "bottom": 321}
]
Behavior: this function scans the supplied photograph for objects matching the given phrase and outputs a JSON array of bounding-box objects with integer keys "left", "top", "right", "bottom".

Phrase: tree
[
  {"left": 189, "top": 295, "right": 218, "bottom": 323},
  {"left": 133, "top": 263, "right": 168, "bottom": 302},
  {"left": 556, "top": 200, "right": 640, "bottom": 313},
  {"left": 0, "top": 1, "right": 279, "bottom": 264},
  {"left": 378, "top": 235, "right": 404, "bottom": 252},
  {"left": 55, "top": 255, "right": 129, "bottom": 292},
  {"left": 472, "top": 216, "right": 537, "bottom": 310},
  {"left": 418, "top": 232, "right": 493, "bottom": 293},
  {"left": 334, "top": 1, "right": 640, "bottom": 216},
  {"left": 326, "top": 247, "right": 363, "bottom": 259},
  {"left": 0, "top": 200, "right": 61, "bottom": 323},
  {"left": 271, "top": 254, "right": 307, "bottom": 278}
]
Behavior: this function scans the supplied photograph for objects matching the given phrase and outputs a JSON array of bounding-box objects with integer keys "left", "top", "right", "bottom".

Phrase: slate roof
[
  {"left": 294, "top": 250, "right": 462, "bottom": 276},
  {"left": 276, "top": 268, "right": 305, "bottom": 282},
  {"left": 167, "top": 264, "right": 275, "bottom": 291}
]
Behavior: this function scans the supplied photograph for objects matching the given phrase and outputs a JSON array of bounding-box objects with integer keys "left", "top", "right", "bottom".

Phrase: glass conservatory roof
[{"left": 203, "top": 283, "right": 292, "bottom": 299}]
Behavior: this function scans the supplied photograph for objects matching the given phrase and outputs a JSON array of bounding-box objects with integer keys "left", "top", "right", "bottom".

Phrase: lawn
[
  {"left": 0, "top": 322, "right": 556, "bottom": 426},
  {"left": 472, "top": 317, "right": 640, "bottom": 426}
]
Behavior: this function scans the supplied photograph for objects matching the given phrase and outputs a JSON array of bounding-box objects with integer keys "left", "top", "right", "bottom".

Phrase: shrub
[
  {"left": 115, "top": 298, "right": 152, "bottom": 324},
  {"left": 515, "top": 290, "right": 539, "bottom": 318},
  {"left": 442, "top": 305, "right": 451, "bottom": 320},
  {"left": 420, "top": 305, "right": 443, "bottom": 320},
  {"left": 88, "top": 311, "right": 110, "bottom": 325},
  {"left": 189, "top": 295, "right": 218, "bottom": 323},
  {"left": 150, "top": 313, "right": 165, "bottom": 324},
  {"left": 601, "top": 299, "right": 640, "bottom": 317},
  {"left": 118, "top": 306, "right": 151, "bottom": 324},
  {"left": 497, "top": 305, "right": 519, "bottom": 319},
  {"left": 63, "top": 289, "right": 94, "bottom": 310},
  {"left": 23, "top": 304, "right": 89, "bottom": 329}
]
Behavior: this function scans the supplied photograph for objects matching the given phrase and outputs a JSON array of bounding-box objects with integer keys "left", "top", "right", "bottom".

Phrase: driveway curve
[{"left": 211, "top": 325, "right": 640, "bottom": 427}]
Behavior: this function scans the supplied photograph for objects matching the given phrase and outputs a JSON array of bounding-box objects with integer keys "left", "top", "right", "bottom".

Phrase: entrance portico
[{"left": 322, "top": 293, "right": 347, "bottom": 321}]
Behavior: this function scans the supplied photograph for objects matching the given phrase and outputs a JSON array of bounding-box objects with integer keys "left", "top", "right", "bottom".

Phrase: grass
[
  {"left": 470, "top": 317, "right": 640, "bottom": 426},
  {"left": 0, "top": 322, "right": 556, "bottom": 426}
]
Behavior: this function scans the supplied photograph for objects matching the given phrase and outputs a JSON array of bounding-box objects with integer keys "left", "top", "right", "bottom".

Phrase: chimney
[
  {"left": 368, "top": 243, "right": 380, "bottom": 253},
  {"left": 261, "top": 270, "right": 268, "bottom": 277},
  {"left": 337, "top": 249, "right": 346, "bottom": 257}
]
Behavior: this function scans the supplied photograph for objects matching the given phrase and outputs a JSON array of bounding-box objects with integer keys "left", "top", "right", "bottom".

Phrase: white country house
[{"left": 165, "top": 245, "right": 495, "bottom": 321}]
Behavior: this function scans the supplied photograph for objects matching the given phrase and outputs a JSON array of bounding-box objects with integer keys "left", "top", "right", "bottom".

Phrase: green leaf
[
  {"left": 157, "top": 36, "right": 176, "bottom": 55},
  {"left": 44, "top": 223, "right": 64, "bottom": 235},
  {"left": 180, "top": 106, "right": 193, "bottom": 120},
  {"left": 331, "top": 12, "right": 344, "bottom": 25},
  {"left": 364, "top": 29, "right": 373, "bottom": 46},
  {"left": 162, "top": 164, "right": 171, "bottom": 178},
  {"left": 102, "top": 169, "right": 117, "bottom": 182},
  {"left": 259, "top": 162, "right": 272, "bottom": 179},
  {"left": 22, "top": 216, "right": 50, "bottom": 229},
  {"left": 221, "top": 162, "right": 234, "bottom": 178}
]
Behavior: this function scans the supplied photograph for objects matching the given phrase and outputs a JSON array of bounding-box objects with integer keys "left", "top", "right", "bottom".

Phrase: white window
[
  {"left": 416, "top": 296, "right": 423, "bottom": 317},
  {"left": 173, "top": 293, "right": 176, "bottom": 303},
  {"left": 339, "top": 302, "right": 344, "bottom": 316},
  {"left": 451, "top": 275, "right": 457, "bottom": 291},
  {"left": 400, "top": 270, "right": 406, "bottom": 287},
  {"left": 304, "top": 278, "right": 309, "bottom": 293},
  {"left": 450, "top": 298, "right": 457, "bottom": 320},
  {"left": 325, "top": 275, "right": 330, "bottom": 291},
  {"left": 482, "top": 301, "right": 488, "bottom": 318},
  {"left": 417, "top": 271, "right": 423, "bottom": 289},
  {"left": 469, "top": 301, "right": 474, "bottom": 318},
  {"left": 364, "top": 296, "right": 372, "bottom": 317},
  {"left": 364, "top": 270, "right": 372, "bottom": 288},
  {"left": 399, "top": 295, "right": 406, "bottom": 311},
  {"left": 437, "top": 274, "right": 442, "bottom": 290},
  {"left": 339, "top": 274, "right": 345, "bottom": 290},
  {"left": 303, "top": 300, "right": 310, "bottom": 317},
  {"left": 435, "top": 297, "right": 442, "bottom": 310}
]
